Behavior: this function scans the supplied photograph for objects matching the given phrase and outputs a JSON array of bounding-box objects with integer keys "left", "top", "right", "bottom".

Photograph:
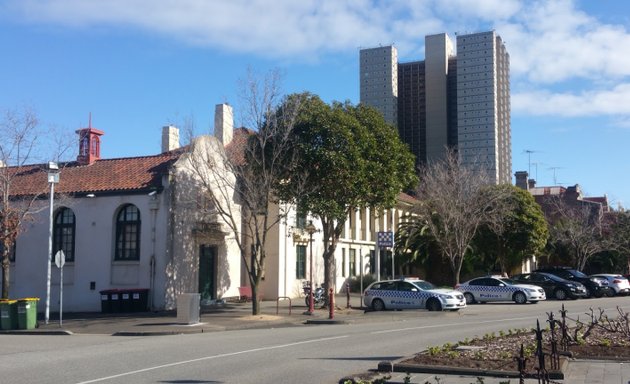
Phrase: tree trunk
[{"left": 1, "top": 255, "right": 8, "bottom": 299}]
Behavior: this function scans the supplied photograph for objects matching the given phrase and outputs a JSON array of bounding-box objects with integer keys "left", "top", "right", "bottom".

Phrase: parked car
[
  {"left": 511, "top": 272, "right": 587, "bottom": 300},
  {"left": 455, "top": 276, "right": 546, "bottom": 304},
  {"left": 589, "top": 274, "right": 630, "bottom": 296},
  {"left": 534, "top": 267, "right": 609, "bottom": 298},
  {"left": 363, "top": 278, "right": 466, "bottom": 312}
]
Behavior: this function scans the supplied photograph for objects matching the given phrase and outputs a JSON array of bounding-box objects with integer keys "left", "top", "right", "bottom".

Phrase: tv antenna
[
  {"left": 531, "top": 161, "right": 545, "bottom": 182},
  {"left": 523, "top": 149, "right": 540, "bottom": 176},
  {"left": 547, "top": 166, "right": 564, "bottom": 186}
]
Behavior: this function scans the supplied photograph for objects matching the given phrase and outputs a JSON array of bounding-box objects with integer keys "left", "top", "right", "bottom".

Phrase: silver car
[
  {"left": 363, "top": 278, "right": 466, "bottom": 312},
  {"left": 590, "top": 274, "right": 630, "bottom": 296},
  {"left": 456, "top": 276, "right": 546, "bottom": 304}
]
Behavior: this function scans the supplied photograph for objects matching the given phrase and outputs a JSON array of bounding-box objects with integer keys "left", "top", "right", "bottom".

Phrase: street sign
[
  {"left": 377, "top": 231, "right": 393, "bottom": 247},
  {"left": 54, "top": 250, "right": 65, "bottom": 268}
]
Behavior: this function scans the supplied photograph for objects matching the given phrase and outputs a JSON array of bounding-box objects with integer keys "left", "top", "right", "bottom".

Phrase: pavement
[{"left": 2, "top": 294, "right": 629, "bottom": 384}]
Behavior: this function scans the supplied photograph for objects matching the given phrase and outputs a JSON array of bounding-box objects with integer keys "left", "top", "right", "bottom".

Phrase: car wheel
[
  {"left": 513, "top": 291, "right": 527, "bottom": 304},
  {"left": 463, "top": 292, "right": 475, "bottom": 304},
  {"left": 372, "top": 298, "right": 386, "bottom": 311},
  {"left": 606, "top": 289, "right": 615, "bottom": 297},
  {"left": 554, "top": 289, "right": 568, "bottom": 300},
  {"left": 593, "top": 290, "right": 604, "bottom": 298},
  {"left": 426, "top": 298, "right": 442, "bottom": 312}
]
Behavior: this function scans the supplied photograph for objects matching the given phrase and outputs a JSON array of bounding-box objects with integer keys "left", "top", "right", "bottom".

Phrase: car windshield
[
  {"left": 571, "top": 270, "right": 588, "bottom": 278},
  {"left": 412, "top": 280, "right": 436, "bottom": 290},
  {"left": 498, "top": 278, "right": 517, "bottom": 285}
]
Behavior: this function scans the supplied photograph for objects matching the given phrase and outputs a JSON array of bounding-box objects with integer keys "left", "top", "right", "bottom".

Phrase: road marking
[
  {"left": 370, "top": 316, "right": 539, "bottom": 334},
  {"left": 74, "top": 335, "right": 348, "bottom": 383}
]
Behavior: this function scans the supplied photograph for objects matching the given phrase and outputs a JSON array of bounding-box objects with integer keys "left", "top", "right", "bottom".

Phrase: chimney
[
  {"left": 528, "top": 179, "right": 536, "bottom": 189},
  {"left": 76, "top": 115, "right": 104, "bottom": 165},
  {"left": 162, "top": 125, "right": 180, "bottom": 153},
  {"left": 514, "top": 171, "right": 528, "bottom": 190},
  {"left": 214, "top": 104, "right": 233, "bottom": 145}
]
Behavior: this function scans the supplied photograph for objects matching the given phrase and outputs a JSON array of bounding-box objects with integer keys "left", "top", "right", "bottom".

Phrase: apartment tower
[{"left": 360, "top": 31, "right": 511, "bottom": 185}]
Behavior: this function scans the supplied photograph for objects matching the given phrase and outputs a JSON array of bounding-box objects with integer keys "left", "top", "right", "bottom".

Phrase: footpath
[{"left": 2, "top": 294, "right": 627, "bottom": 384}]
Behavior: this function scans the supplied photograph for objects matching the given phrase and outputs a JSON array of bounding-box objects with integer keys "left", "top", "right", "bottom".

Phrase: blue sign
[{"left": 377, "top": 231, "right": 393, "bottom": 247}]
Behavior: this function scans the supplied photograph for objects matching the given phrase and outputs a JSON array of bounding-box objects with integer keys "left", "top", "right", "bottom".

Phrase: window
[
  {"left": 349, "top": 249, "right": 356, "bottom": 277},
  {"left": 296, "top": 245, "right": 306, "bottom": 279},
  {"left": 115, "top": 204, "right": 141, "bottom": 261},
  {"left": 341, "top": 248, "right": 346, "bottom": 277},
  {"left": 296, "top": 211, "right": 306, "bottom": 230},
  {"left": 53, "top": 207, "right": 75, "bottom": 262}
]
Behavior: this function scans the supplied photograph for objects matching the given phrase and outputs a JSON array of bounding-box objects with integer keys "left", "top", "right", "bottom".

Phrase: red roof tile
[{"left": 7, "top": 149, "right": 185, "bottom": 197}]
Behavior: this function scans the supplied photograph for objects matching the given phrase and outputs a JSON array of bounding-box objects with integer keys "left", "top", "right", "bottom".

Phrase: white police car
[
  {"left": 363, "top": 278, "right": 466, "bottom": 311},
  {"left": 455, "top": 276, "right": 546, "bottom": 304}
]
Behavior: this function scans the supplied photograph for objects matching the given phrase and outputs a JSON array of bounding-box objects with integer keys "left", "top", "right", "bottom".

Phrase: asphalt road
[{"left": 3, "top": 296, "right": 630, "bottom": 384}]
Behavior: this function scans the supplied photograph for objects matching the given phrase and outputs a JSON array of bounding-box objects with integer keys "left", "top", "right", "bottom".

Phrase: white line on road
[{"left": 74, "top": 335, "right": 348, "bottom": 384}]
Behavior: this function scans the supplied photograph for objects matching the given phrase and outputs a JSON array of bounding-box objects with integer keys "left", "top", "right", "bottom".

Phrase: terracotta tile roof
[{"left": 7, "top": 148, "right": 185, "bottom": 197}]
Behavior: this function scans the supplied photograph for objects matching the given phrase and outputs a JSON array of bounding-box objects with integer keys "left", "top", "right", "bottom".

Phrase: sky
[{"left": 1, "top": 0, "right": 629, "bottom": 208}]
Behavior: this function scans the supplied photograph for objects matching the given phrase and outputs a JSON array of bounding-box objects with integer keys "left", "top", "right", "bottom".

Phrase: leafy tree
[
  {"left": 278, "top": 95, "right": 417, "bottom": 295},
  {"left": 473, "top": 184, "right": 548, "bottom": 275}
]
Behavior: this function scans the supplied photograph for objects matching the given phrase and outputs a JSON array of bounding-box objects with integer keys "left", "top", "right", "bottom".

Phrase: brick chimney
[
  {"left": 214, "top": 103, "right": 233, "bottom": 145},
  {"left": 162, "top": 125, "right": 180, "bottom": 153},
  {"left": 76, "top": 115, "right": 104, "bottom": 165},
  {"left": 514, "top": 171, "right": 528, "bottom": 190}
]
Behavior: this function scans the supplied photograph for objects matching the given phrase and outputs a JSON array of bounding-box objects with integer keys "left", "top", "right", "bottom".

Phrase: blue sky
[{"left": 1, "top": 0, "right": 629, "bottom": 208}]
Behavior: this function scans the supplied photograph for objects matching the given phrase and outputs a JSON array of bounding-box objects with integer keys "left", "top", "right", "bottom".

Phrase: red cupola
[{"left": 76, "top": 114, "right": 104, "bottom": 165}]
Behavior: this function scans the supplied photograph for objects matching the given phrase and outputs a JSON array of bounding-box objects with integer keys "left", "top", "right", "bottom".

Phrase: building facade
[{"left": 360, "top": 31, "right": 511, "bottom": 184}]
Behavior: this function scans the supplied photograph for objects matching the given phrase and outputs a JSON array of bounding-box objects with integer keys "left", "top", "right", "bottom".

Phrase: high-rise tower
[{"left": 359, "top": 31, "right": 511, "bottom": 185}]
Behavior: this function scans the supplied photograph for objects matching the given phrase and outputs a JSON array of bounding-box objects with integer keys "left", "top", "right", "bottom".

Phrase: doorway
[{"left": 198, "top": 245, "right": 217, "bottom": 301}]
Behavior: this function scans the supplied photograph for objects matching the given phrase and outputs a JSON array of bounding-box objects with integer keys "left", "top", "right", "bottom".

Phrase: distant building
[{"left": 360, "top": 31, "right": 511, "bottom": 184}]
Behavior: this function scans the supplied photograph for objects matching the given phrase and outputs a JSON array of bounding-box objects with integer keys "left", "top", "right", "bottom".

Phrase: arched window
[
  {"left": 115, "top": 204, "right": 141, "bottom": 261},
  {"left": 53, "top": 207, "right": 75, "bottom": 262}
]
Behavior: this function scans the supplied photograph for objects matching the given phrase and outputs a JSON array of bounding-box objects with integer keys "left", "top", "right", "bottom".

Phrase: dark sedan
[{"left": 512, "top": 272, "right": 588, "bottom": 300}]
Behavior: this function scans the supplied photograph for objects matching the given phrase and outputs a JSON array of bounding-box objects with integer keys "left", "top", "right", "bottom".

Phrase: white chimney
[
  {"left": 162, "top": 125, "right": 180, "bottom": 152},
  {"left": 214, "top": 104, "right": 233, "bottom": 145}
]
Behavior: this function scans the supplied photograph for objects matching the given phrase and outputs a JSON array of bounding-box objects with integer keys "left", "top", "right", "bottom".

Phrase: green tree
[
  {"left": 473, "top": 184, "right": 549, "bottom": 275},
  {"left": 279, "top": 94, "right": 417, "bottom": 295}
]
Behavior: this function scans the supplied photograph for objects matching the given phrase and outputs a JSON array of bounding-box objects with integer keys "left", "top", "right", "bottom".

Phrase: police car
[
  {"left": 455, "top": 276, "right": 546, "bottom": 304},
  {"left": 363, "top": 278, "right": 466, "bottom": 311}
]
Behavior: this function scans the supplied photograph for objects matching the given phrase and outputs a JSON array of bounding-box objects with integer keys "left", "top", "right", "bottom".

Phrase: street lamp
[
  {"left": 45, "top": 161, "right": 59, "bottom": 325},
  {"left": 304, "top": 220, "right": 317, "bottom": 315}
]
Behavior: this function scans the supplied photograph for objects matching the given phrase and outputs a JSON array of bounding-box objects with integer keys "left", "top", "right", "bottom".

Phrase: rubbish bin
[
  {"left": 120, "top": 290, "right": 133, "bottom": 313},
  {"left": 17, "top": 298, "right": 38, "bottom": 330},
  {"left": 0, "top": 300, "right": 18, "bottom": 330},
  {"left": 99, "top": 290, "right": 112, "bottom": 313},
  {"left": 109, "top": 290, "right": 121, "bottom": 313},
  {"left": 131, "top": 289, "right": 149, "bottom": 312},
  {"left": 177, "top": 293, "right": 200, "bottom": 324}
]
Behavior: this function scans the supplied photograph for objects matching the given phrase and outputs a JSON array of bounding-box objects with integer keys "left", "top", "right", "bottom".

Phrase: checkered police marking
[{"left": 377, "top": 231, "right": 393, "bottom": 247}]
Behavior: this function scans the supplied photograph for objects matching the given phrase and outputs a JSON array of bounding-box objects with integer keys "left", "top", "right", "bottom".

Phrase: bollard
[
  {"left": 346, "top": 282, "right": 350, "bottom": 309},
  {"left": 329, "top": 288, "right": 334, "bottom": 319}
]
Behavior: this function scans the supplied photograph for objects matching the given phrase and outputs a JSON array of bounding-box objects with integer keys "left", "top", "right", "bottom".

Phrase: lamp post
[
  {"left": 45, "top": 162, "right": 59, "bottom": 325},
  {"left": 304, "top": 220, "right": 317, "bottom": 315}
]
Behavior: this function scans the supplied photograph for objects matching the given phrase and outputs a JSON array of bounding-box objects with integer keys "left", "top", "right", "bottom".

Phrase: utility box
[{"left": 177, "top": 293, "right": 200, "bottom": 324}]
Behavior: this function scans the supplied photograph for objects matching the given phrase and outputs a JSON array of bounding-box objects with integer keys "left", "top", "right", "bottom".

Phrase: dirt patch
[
  {"left": 237, "top": 314, "right": 284, "bottom": 321},
  {"left": 400, "top": 324, "right": 630, "bottom": 373}
]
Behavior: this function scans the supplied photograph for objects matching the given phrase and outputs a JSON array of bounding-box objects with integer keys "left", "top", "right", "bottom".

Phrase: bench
[{"left": 238, "top": 286, "right": 262, "bottom": 302}]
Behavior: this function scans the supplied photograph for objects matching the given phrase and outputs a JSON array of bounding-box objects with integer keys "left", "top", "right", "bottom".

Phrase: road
[{"left": 2, "top": 297, "right": 630, "bottom": 384}]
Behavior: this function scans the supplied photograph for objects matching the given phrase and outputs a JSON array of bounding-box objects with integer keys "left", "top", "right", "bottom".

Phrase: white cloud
[
  {"left": 5, "top": 0, "right": 630, "bottom": 120},
  {"left": 513, "top": 83, "right": 630, "bottom": 117}
]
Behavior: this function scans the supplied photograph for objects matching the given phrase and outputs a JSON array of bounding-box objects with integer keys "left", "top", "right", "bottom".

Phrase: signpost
[
  {"left": 377, "top": 231, "right": 394, "bottom": 279},
  {"left": 54, "top": 250, "right": 65, "bottom": 326}
]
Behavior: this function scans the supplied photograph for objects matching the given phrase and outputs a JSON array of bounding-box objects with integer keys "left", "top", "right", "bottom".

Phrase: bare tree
[
  {"left": 184, "top": 69, "right": 303, "bottom": 315},
  {"left": 410, "top": 149, "right": 506, "bottom": 285},
  {"left": 0, "top": 107, "right": 46, "bottom": 299},
  {"left": 546, "top": 196, "right": 610, "bottom": 271}
]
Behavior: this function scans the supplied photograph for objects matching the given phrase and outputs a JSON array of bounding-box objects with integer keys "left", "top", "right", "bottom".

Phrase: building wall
[
  {"left": 9, "top": 192, "right": 170, "bottom": 312},
  {"left": 360, "top": 45, "right": 398, "bottom": 125},
  {"left": 425, "top": 33, "right": 454, "bottom": 163}
]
